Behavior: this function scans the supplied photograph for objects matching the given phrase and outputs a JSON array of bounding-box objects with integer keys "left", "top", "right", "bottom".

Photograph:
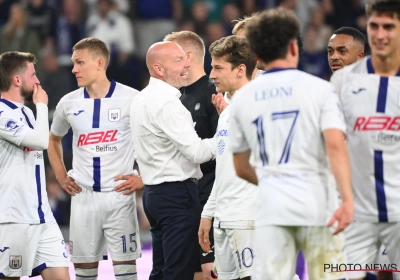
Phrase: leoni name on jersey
[
  {"left": 354, "top": 116, "right": 400, "bottom": 131},
  {"left": 77, "top": 130, "right": 118, "bottom": 146},
  {"left": 254, "top": 86, "right": 292, "bottom": 101}
]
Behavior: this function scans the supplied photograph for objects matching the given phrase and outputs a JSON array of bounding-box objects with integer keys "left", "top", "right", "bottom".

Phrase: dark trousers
[{"left": 143, "top": 180, "right": 201, "bottom": 280}]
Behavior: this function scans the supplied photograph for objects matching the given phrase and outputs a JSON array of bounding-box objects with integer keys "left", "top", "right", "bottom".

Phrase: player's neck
[
  {"left": 229, "top": 79, "right": 249, "bottom": 97},
  {"left": 262, "top": 58, "right": 297, "bottom": 72},
  {"left": 85, "top": 77, "right": 111, "bottom": 99},
  {"left": 0, "top": 89, "right": 24, "bottom": 104},
  {"left": 371, "top": 54, "right": 400, "bottom": 76},
  {"left": 188, "top": 65, "right": 206, "bottom": 85}
]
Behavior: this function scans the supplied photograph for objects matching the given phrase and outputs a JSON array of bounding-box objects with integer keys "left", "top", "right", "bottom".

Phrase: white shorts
[
  {"left": 0, "top": 221, "right": 68, "bottom": 277},
  {"left": 214, "top": 227, "right": 254, "bottom": 279},
  {"left": 69, "top": 188, "right": 141, "bottom": 263},
  {"left": 252, "top": 225, "right": 347, "bottom": 280},
  {"left": 344, "top": 221, "right": 400, "bottom": 279}
]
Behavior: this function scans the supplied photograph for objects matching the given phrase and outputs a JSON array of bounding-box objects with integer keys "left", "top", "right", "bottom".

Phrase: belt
[{"left": 188, "top": 178, "right": 198, "bottom": 185}]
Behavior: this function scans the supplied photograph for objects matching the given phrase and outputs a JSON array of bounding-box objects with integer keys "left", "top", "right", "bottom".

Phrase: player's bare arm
[
  {"left": 198, "top": 217, "right": 212, "bottom": 253},
  {"left": 233, "top": 150, "right": 258, "bottom": 185},
  {"left": 323, "top": 128, "right": 354, "bottom": 234},
  {"left": 48, "top": 132, "right": 81, "bottom": 196}
]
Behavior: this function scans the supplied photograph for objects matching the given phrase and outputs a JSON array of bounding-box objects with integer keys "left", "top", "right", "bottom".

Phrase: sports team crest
[
  {"left": 108, "top": 109, "right": 121, "bottom": 122},
  {"left": 9, "top": 255, "right": 22, "bottom": 269}
]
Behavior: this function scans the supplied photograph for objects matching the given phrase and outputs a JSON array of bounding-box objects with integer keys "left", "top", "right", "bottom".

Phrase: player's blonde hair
[
  {"left": 164, "top": 31, "right": 205, "bottom": 62},
  {"left": 73, "top": 37, "right": 111, "bottom": 68},
  {"left": 232, "top": 15, "right": 253, "bottom": 35}
]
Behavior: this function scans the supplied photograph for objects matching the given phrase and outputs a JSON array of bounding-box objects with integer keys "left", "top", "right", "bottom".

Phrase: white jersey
[
  {"left": 0, "top": 99, "right": 54, "bottom": 224},
  {"left": 202, "top": 93, "right": 258, "bottom": 229},
  {"left": 51, "top": 80, "right": 139, "bottom": 192},
  {"left": 331, "top": 56, "right": 400, "bottom": 222},
  {"left": 229, "top": 68, "right": 346, "bottom": 227}
]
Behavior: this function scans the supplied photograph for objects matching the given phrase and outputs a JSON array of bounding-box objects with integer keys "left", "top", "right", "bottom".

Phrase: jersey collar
[
  {"left": 366, "top": 57, "right": 400, "bottom": 76},
  {"left": 263, "top": 68, "right": 296, "bottom": 74},
  {"left": 84, "top": 79, "right": 117, "bottom": 98},
  {"left": 0, "top": 98, "right": 19, "bottom": 109}
]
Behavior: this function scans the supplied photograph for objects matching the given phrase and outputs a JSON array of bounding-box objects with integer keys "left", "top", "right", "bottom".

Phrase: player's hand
[
  {"left": 60, "top": 176, "right": 81, "bottom": 196},
  {"left": 212, "top": 93, "right": 228, "bottom": 115},
  {"left": 113, "top": 175, "right": 144, "bottom": 195},
  {"left": 198, "top": 218, "right": 212, "bottom": 253},
  {"left": 32, "top": 84, "right": 48, "bottom": 105},
  {"left": 327, "top": 200, "right": 354, "bottom": 234}
]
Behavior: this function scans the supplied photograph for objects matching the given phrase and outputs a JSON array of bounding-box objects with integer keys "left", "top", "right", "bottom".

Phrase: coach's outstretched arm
[
  {"left": 48, "top": 132, "right": 81, "bottom": 196},
  {"left": 19, "top": 85, "right": 49, "bottom": 150},
  {"left": 324, "top": 128, "right": 354, "bottom": 234}
]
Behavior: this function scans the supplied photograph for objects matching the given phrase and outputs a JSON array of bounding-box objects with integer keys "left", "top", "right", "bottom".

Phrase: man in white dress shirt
[{"left": 130, "top": 41, "right": 216, "bottom": 280}]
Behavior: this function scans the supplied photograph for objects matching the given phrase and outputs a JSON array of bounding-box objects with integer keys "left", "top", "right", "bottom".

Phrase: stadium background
[{"left": 0, "top": 0, "right": 371, "bottom": 278}]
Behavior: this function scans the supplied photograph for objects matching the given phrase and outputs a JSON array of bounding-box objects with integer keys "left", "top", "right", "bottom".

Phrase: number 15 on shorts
[{"left": 121, "top": 233, "right": 137, "bottom": 253}]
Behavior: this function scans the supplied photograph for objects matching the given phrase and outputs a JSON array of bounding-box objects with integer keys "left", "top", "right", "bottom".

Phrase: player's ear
[
  {"left": 12, "top": 75, "right": 22, "bottom": 87},
  {"left": 237, "top": 64, "right": 246, "bottom": 78},
  {"left": 289, "top": 39, "right": 297, "bottom": 57},
  {"left": 186, "top": 51, "right": 193, "bottom": 62},
  {"left": 358, "top": 51, "right": 365, "bottom": 59},
  {"left": 97, "top": 57, "right": 105, "bottom": 71}
]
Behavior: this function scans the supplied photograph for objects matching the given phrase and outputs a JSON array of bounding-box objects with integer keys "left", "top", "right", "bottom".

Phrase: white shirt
[
  {"left": 229, "top": 68, "right": 346, "bottom": 227},
  {"left": 51, "top": 80, "right": 139, "bottom": 192},
  {"left": 331, "top": 56, "right": 400, "bottom": 222},
  {"left": 86, "top": 10, "right": 135, "bottom": 54},
  {"left": 0, "top": 99, "right": 54, "bottom": 224},
  {"left": 202, "top": 93, "right": 258, "bottom": 229},
  {"left": 130, "top": 77, "right": 216, "bottom": 185}
]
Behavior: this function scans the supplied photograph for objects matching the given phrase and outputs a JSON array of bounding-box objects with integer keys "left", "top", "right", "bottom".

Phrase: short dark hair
[
  {"left": 245, "top": 8, "right": 300, "bottom": 64},
  {"left": 73, "top": 37, "right": 110, "bottom": 68},
  {"left": 209, "top": 35, "right": 257, "bottom": 80},
  {"left": 0, "top": 51, "right": 36, "bottom": 92},
  {"left": 366, "top": 0, "right": 400, "bottom": 19},
  {"left": 333, "top": 27, "right": 365, "bottom": 47}
]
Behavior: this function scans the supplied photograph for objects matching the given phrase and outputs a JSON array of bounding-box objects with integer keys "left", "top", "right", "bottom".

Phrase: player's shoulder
[
  {"left": 58, "top": 87, "right": 85, "bottom": 104},
  {"left": 332, "top": 57, "right": 369, "bottom": 80},
  {"left": 295, "top": 70, "right": 333, "bottom": 89},
  {"left": 113, "top": 82, "right": 140, "bottom": 99},
  {"left": 0, "top": 99, "right": 20, "bottom": 119}
]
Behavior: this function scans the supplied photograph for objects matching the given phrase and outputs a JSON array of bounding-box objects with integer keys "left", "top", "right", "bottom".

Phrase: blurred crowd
[{"left": 0, "top": 0, "right": 372, "bottom": 232}]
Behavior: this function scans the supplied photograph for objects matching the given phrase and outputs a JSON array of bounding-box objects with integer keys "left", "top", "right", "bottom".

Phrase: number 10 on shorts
[{"left": 121, "top": 233, "right": 137, "bottom": 253}]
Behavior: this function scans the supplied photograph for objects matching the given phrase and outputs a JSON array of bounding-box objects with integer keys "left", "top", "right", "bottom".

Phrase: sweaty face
[
  {"left": 20, "top": 62, "right": 39, "bottom": 101},
  {"left": 367, "top": 12, "right": 400, "bottom": 60},
  {"left": 162, "top": 46, "right": 190, "bottom": 89},
  {"left": 327, "top": 34, "right": 363, "bottom": 72},
  {"left": 210, "top": 56, "right": 239, "bottom": 94},
  {"left": 71, "top": 49, "right": 103, "bottom": 88}
]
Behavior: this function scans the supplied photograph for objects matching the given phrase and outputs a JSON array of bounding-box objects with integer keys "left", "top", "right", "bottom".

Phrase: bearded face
[{"left": 20, "top": 81, "right": 33, "bottom": 101}]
